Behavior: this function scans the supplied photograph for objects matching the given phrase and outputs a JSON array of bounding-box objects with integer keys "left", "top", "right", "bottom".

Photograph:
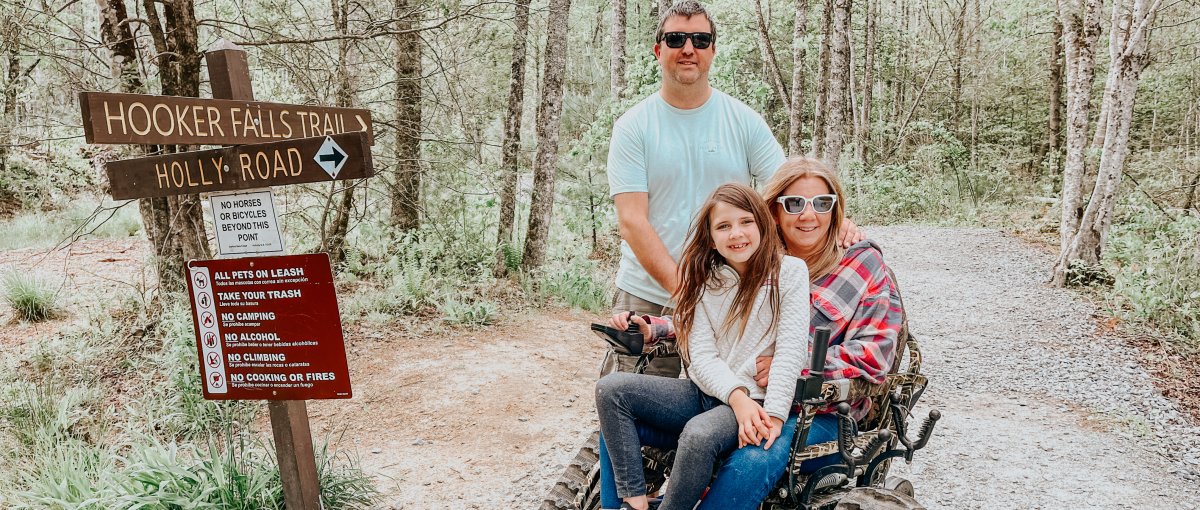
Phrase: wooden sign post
[
  {"left": 205, "top": 42, "right": 326, "bottom": 510},
  {"left": 79, "top": 40, "right": 371, "bottom": 510}
]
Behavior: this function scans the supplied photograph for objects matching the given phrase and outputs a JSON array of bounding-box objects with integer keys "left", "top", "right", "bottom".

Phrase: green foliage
[
  {"left": 0, "top": 382, "right": 101, "bottom": 450},
  {"left": 2, "top": 271, "right": 59, "bottom": 322},
  {"left": 1106, "top": 210, "right": 1200, "bottom": 351},
  {"left": 0, "top": 199, "right": 141, "bottom": 251},
  {"left": 0, "top": 302, "right": 379, "bottom": 507},
  {"left": 0, "top": 130, "right": 97, "bottom": 212},
  {"left": 150, "top": 304, "right": 261, "bottom": 440},
  {"left": 440, "top": 297, "right": 498, "bottom": 327},
  {"left": 525, "top": 258, "right": 612, "bottom": 313}
]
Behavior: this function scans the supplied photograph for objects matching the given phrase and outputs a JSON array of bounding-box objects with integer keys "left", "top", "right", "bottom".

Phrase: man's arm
[{"left": 614, "top": 192, "right": 679, "bottom": 295}]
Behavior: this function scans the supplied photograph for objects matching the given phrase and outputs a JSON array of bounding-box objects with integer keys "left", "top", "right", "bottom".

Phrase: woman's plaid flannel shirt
[{"left": 807, "top": 241, "right": 902, "bottom": 419}]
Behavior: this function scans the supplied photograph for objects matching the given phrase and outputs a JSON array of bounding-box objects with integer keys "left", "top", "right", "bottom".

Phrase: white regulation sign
[{"left": 210, "top": 189, "right": 285, "bottom": 258}]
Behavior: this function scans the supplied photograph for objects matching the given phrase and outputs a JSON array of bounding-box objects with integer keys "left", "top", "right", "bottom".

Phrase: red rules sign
[{"left": 185, "top": 253, "right": 352, "bottom": 400}]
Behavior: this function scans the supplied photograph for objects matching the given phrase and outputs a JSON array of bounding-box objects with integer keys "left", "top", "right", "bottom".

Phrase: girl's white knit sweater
[{"left": 687, "top": 255, "right": 810, "bottom": 420}]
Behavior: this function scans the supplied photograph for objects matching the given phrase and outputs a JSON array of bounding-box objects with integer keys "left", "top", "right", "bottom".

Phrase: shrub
[
  {"left": 440, "top": 297, "right": 498, "bottom": 326},
  {"left": 1106, "top": 209, "right": 1200, "bottom": 350},
  {"left": 2, "top": 271, "right": 59, "bottom": 322},
  {"left": 526, "top": 258, "right": 611, "bottom": 312}
]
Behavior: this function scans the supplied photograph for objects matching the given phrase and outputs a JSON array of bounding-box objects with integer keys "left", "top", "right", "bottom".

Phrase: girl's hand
[
  {"left": 608, "top": 312, "right": 652, "bottom": 342},
  {"left": 762, "top": 416, "right": 785, "bottom": 450},
  {"left": 730, "top": 390, "right": 769, "bottom": 448},
  {"left": 608, "top": 311, "right": 632, "bottom": 330}
]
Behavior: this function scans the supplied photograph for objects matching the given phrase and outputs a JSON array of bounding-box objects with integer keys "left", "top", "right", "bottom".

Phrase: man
[{"left": 605, "top": 0, "right": 857, "bottom": 377}]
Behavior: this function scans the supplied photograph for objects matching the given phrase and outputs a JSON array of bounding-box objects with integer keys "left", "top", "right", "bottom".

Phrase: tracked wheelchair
[{"left": 541, "top": 286, "right": 940, "bottom": 510}]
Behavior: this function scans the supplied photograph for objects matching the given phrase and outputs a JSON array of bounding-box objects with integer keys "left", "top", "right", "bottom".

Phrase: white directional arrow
[{"left": 314, "top": 136, "right": 349, "bottom": 178}]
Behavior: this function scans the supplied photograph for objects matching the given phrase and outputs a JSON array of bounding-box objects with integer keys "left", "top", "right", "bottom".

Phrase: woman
[
  {"left": 595, "top": 183, "right": 810, "bottom": 510},
  {"left": 598, "top": 158, "right": 902, "bottom": 509}
]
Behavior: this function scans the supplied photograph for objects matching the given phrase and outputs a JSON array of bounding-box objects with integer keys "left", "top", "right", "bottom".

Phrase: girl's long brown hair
[
  {"left": 672, "top": 183, "right": 784, "bottom": 363},
  {"left": 761, "top": 158, "right": 847, "bottom": 280}
]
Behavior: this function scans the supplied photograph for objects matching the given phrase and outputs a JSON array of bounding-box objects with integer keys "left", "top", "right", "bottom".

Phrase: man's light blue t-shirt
[{"left": 607, "top": 89, "right": 786, "bottom": 306}]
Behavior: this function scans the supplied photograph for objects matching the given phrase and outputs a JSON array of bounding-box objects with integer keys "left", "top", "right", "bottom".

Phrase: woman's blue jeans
[{"left": 598, "top": 413, "right": 840, "bottom": 510}]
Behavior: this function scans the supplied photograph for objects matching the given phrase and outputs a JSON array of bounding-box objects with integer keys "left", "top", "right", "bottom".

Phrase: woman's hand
[
  {"left": 730, "top": 389, "right": 772, "bottom": 448},
  {"left": 763, "top": 416, "right": 785, "bottom": 450},
  {"left": 609, "top": 312, "right": 652, "bottom": 342}
]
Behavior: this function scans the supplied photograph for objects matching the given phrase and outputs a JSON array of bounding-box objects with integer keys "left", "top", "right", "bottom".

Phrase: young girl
[{"left": 594, "top": 183, "right": 810, "bottom": 510}]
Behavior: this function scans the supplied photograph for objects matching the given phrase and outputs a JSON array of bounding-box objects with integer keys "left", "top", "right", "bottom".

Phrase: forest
[{"left": 0, "top": 0, "right": 1198, "bottom": 506}]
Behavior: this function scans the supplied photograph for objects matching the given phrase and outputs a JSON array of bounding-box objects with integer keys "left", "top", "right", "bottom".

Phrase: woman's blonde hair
[
  {"left": 761, "top": 157, "right": 847, "bottom": 280},
  {"left": 672, "top": 183, "right": 783, "bottom": 364}
]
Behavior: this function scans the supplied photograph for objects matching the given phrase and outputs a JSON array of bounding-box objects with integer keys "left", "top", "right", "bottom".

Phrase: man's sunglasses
[
  {"left": 660, "top": 32, "right": 714, "bottom": 49},
  {"left": 776, "top": 194, "right": 837, "bottom": 214}
]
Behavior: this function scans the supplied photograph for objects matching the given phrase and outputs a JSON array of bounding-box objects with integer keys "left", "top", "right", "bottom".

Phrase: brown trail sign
[
  {"left": 105, "top": 131, "right": 373, "bottom": 199},
  {"left": 80, "top": 91, "right": 374, "bottom": 146},
  {"left": 76, "top": 41, "right": 370, "bottom": 509},
  {"left": 185, "top": 253, "right": 352, "bottom": 401}
]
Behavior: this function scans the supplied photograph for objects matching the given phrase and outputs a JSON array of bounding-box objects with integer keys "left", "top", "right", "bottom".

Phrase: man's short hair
[{"left": 655, "top": 1, "right": 717, "bottom": 44}]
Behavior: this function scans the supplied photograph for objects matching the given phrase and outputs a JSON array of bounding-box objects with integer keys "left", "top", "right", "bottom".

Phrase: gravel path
[
  {"left": 518, "top": 226, "right": 1200, "bottom": 510},
  {"left": 872, "top": 226, "right": 1200, "bottom": 509}
]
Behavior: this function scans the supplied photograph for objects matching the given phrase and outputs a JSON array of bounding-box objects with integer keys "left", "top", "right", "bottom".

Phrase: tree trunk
[
  {"left": 1042, "top": 16, "right": 1065, "bottom": 173},
  {"left": 950, "top": 0, "right": 968, "bottom": 130},
  {"left": 98, "top": 0, "right": 172, "bottom": 294},
  {"left": 521, "top": 0, "right": 572, "bottom": 271},
  {"left": 822, "top": 0, "right": 850, "bottom": 170},
  {"left": 1067, "top": 0, "right": 1160, "bottom": 269},
  {"left": 322, "top": 0, "right": 359, "bottom": 264},
  {"left": 756, "top": 0, "right": 791, "bottom": 118},
  {"left": 1052, "top": 0, "right": 1104, "bottom": 286},
  {"left": 139, "top": 0, "right": 209, "bottom": 294},
  {"left": 610, "top": 0, "right": 626, "bottom": 99},
  {"left": 788, "top": 0, "right": 810, "bottom": 156},
  {"left": 494, "top": 0, "right": 532, "bottom": 277},
  {"left": 0, "top": 17, "right": 29, "bottom": 179},
  {"left": 811, "top": 0, "right": 832, "bottom": 157},
  {"left": 390, "top": 0, "right": 423, "bottom": 231},
  {"left": 857, "top": 0, "right": 876, "bottom": 164},
  {"left": 1186, "top": 107, "right": 1198, "bottom": 211}
]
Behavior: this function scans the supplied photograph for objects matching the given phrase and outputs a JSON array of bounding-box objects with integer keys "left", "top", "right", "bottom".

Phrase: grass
[
  {"left": 0, "top": 296, "right": 381, "bottom": 507},
  {"left": 440, "top": 297, "right": 498, "bottom": 326},
  {"left": 0, "top": 198, "right": 141, "bottom": 251},
  {"left": 2, "top": 271, "right": 59, "bottom": 321},
  {"left": 522, "top": 257, "right": 612, "bottom": 313}
]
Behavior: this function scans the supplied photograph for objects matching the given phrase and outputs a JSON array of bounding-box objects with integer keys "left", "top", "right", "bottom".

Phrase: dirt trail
[
  {"left": 344, "top": 226, "right": 1200, "bottom": 509},
  {"left": 4, "top": 229, "right": 1199, "bottom": 509},
  {"left": 873, "top": 226, "right": 1199, "bottom": 509}
]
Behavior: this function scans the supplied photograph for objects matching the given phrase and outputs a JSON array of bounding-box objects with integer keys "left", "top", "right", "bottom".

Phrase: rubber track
[{"left": 541, "top": 430, "right": 601, "bottom": 510}]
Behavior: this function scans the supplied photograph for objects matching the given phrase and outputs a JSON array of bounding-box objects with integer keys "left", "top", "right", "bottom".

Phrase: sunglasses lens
[
  {"left": 782, "top": 197, "right": 807, "bottom": 214},
  {"left": 663, "top": 33, "right": 687, "bottom": 48},
  {"left": 692, "top": 33, "right": 713, "bottom": 49},
  {"left": 812, "top": 195, "right": 836, "bottom": 213}
]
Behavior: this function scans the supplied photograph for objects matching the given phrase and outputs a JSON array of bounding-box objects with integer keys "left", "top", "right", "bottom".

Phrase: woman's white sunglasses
[{"left": 776, "top": 194, "right": 837, "bottom": 214}]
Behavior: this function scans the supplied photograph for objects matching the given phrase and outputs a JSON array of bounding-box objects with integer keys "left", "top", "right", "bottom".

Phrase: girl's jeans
[
  {"left": 595, "top": 372, "right": 738, "bottom": 510},
  {"left": 598, "top": 412, "right": 841, "bottom": 510}
]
